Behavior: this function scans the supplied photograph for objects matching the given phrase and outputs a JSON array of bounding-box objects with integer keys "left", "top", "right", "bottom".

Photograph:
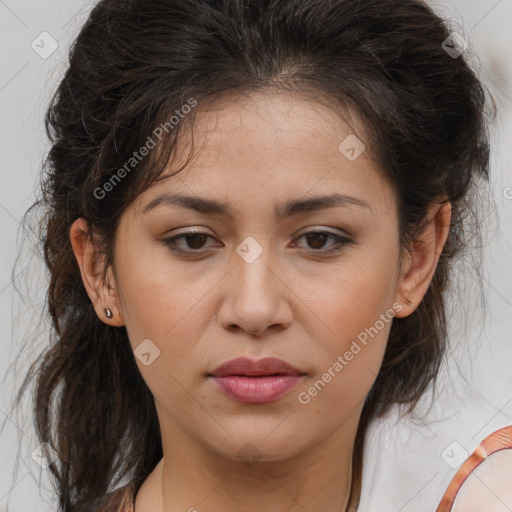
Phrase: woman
[{"left": 9, "top": 0, "right": 509, "bottom": 510}]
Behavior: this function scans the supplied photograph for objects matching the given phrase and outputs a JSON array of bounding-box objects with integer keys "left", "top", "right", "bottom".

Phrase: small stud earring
[{"left": 105, "top": 308, "right": 113, "bottom": 319}]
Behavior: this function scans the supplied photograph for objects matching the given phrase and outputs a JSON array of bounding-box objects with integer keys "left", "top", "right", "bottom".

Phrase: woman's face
[{"left": 86, "top": 91, "right": 425, "bottom": 464}]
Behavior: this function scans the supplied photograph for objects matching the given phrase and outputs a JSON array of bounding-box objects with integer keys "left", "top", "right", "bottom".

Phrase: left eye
[
  {"left": 162, "top": 230, "right": 352, "bottom": 255},
  {"left": 293, "top": 231, "right": 352, "bottom": 252}
]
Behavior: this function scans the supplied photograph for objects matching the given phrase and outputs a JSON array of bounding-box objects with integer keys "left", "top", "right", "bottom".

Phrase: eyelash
[{"left": 161, "top": 230, "right": 353, "bottom": 256}]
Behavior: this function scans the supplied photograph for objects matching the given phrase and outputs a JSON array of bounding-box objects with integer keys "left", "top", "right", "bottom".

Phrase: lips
[
  {"left": 210, "top": 357, "right": 303, "bottom": 378},
  {"left": 209, "top": 357, "right": 305, "bottom": 404}
]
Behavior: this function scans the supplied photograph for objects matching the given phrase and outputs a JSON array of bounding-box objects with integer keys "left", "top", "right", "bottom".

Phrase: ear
[
  {"left": 69, "top": 218, "right": 125, "bottom": 326},
  {"left": 394, "top": 201, "right": 451, "bottom": 318}
]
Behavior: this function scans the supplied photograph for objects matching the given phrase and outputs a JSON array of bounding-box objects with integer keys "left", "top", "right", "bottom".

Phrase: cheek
[
  {"left": 115, "top": 248, "right": 220, "bottom": 376},
  {"left": 301, "top": 240, "right": 399, "bottom": 337},
  {"left": 116, "top": 241, "right": 192, "bottom": 334},
  {"left": 296, "top": 241, "right": 398, "bottom": 392},
  {"left": 297, "top": 288, "right": 393, "bottom": 417},
  {"left": 116, "top": 260, "right": 208, "bottom": 406}
]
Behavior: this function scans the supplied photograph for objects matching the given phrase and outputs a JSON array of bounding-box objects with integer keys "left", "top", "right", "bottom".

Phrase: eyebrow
[{"left": 142, "top": 192, "right": 371, "bottom": 219}]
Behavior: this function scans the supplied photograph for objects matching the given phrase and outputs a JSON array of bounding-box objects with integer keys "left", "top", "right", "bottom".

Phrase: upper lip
[{"left": 210, "top": 357, "right": 304, "bottom": 377}]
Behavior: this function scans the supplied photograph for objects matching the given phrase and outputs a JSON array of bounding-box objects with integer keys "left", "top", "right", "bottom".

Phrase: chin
[{"left": 201, "top": 423, "right": 315, "bottom": 464}]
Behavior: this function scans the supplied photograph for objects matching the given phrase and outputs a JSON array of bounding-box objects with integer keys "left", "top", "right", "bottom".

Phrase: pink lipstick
[{"left": 209, "top": 357, "right": 305, "bottom": 404}]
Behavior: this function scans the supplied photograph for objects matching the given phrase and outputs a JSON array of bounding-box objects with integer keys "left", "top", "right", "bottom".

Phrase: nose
[{"left": 217, "top": 241, "right": 293, "bottom": 337}]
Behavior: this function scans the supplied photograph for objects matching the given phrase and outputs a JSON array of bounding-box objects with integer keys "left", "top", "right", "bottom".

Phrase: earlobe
[
  {"left": 69, "top": 218, "right": 125, "bottom": 326},
  {"left": 394, "top": 201, "right": 451, "bottom": 319}
]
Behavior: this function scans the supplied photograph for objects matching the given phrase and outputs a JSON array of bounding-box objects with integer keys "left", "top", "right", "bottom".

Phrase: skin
[{"left": 70, "top": 90, "right": 451, "bottom": 512}]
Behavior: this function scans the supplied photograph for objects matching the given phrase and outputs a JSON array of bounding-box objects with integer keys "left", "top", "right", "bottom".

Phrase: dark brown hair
[{"left": 5, "top": 0, "right": 495, "bottom": 510}]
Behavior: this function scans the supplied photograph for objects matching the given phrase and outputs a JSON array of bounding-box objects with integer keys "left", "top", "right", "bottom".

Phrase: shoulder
[{"left": 96, "top": 481, "right": 136, "bottom": 512}]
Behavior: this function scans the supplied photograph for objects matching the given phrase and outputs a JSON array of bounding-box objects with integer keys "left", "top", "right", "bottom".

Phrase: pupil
[
  {"left": 307, "top": 233, "right": 327, "bottom": 249},
  {"left": 187, "top": 234, "right": 206, "bottom": 249}
]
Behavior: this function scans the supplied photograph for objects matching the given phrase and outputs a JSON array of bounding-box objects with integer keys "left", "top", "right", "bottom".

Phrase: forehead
[
  {"left": 135, "top": 90, "right": 398, "bottom": 220},
  {"left": 190, "top": 89, "right": 367, "bottom": 159}
]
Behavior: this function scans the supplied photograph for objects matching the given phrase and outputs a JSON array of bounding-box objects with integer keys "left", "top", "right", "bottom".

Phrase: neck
[
  {"left": 133, "top": 401, "right": 365, "bottom": 512},
  {"left": 160, "top": 455, "right": 354, "bottom": 512},
  {"left": 155, "top": 425, "right": 359, "bottom": 512}
]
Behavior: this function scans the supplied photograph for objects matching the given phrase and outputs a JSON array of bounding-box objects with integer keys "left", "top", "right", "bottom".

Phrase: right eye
[{"left": 162, "top": 231, "right": 220, "bottom": 255}]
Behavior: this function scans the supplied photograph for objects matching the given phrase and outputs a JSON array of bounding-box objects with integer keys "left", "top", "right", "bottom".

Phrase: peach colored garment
[{"left": 436, "top": 425, "right": 512, "bottom": 511}]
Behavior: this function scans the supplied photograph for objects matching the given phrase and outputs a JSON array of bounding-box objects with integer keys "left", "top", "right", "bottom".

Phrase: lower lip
[{"left": 211, "top": 375, "right": 303, "bottom": 404}]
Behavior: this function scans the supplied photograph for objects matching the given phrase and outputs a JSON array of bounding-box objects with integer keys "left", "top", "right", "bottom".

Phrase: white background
[{"left": 0, "top": 1, "right": 511, "bottom": 510}]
